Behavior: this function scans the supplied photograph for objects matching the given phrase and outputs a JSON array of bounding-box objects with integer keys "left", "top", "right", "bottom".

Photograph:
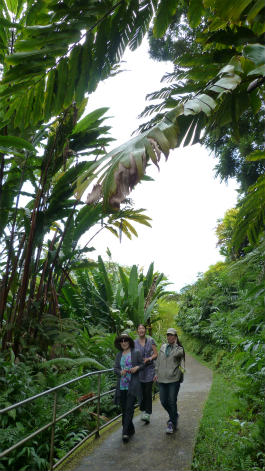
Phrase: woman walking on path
[
  {"left": 134, "top": 324, "right": 158, "bottom": 424},
  {"left": 114, "top": 332, "right": 144, "bottom": 443},
  {"left": 154, "top": 327, "right": 185, "bottom": 434}
]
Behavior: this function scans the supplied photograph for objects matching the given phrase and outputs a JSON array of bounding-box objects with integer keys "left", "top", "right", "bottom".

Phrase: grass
[
  {"left": 192, "top": 373, "right": 259, "bottom": 471},
  {"left": 179, "top": 330, "right": 265, "bottom": 471}
]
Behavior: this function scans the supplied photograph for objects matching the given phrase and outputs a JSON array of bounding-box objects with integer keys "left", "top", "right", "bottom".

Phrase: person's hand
[
  {"left": 121, "top": 369, "right": 127, "bottom": 376},
  {"left": 153, "top": 375, "right": 158, "bottom": 382},
  {"left": 143, "top": 357, "right": 151, "bottom": 364},
  {"left": 130, "top": 366, "right": 139, "bottom": 374}
]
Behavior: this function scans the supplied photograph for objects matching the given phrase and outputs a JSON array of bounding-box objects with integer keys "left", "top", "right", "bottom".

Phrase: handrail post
[
  {"left": 95, "top": 374, "right": 101, "bottom": 438},
  {"left": 49, "top": 392, "right": 57, "bottom": 471}
]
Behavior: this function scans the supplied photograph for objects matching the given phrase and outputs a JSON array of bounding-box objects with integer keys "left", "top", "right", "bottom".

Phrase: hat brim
[{"left": 114, "top": 335, "right": 135, "bottom": 350}]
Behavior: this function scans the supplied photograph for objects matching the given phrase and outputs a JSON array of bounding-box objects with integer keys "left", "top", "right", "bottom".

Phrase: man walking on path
[{"left": 154, "top": 327, "right": 185, "bottom": 433}]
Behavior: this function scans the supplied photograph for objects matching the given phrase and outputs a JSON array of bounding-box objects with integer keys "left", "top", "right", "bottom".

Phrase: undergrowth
[{"left": 178, "top": 330, "right": 265, "bottom": 471}]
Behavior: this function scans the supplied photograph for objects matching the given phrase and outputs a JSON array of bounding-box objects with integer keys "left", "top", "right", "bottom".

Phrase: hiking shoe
[
  {"left": 143, "top": 413, "right": 150, "bottom": 423},
  {"left": 166, "top": 421, "right": 174, "bottom": 434},
  {"left": 122, "top": 434, "right": 129, "bottom": 443}
]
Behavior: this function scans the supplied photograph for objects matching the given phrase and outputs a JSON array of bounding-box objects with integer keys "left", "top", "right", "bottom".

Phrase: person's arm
[
  {"left": 154, "top": 349, "right": 161, "bottom": 381},
  {"left": 130, "top": 350, "right": 144, "bottom": 373},
  {"left": 173, "top": 344, "right": 184, "bottom": 359},
  {"left": 151, "top": 344, "right": 158, "bottom": 360},
  {"left": 114, "top": 353, "right": 122, "bottom": 376},
  {"left": 143, "top": 338, "right": 158, "bottom": 363}
]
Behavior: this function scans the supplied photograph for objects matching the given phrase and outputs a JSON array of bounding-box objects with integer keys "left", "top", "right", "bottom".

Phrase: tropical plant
[
  {"left": 60, "top": 259, "right": 171, "bottom": 333},
  {"left": 147, "top": 2, "right": 265, "bottom": 189},
  {"left": 215, "top": 208, "right": 240, "bottom": 260},
  {"left": 0, "top": 0, "right": 167, "bottom": 358},
  {"left": 1, "top": 0, "right": 264, "bottom": 358},
  {"left": 0, "top": 98, "right": 154, "bottom": 357},
  {"left": 177, "top": 237, "right": 265, "bottom": 470},
  {"left": 232, "top": 152, "right": 265, "bottom": 250}
]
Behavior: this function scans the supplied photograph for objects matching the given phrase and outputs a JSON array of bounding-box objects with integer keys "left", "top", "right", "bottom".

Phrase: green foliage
[
  {"left": 215, "top": 208, "right": 239, "bottom": 259},
  {"left": 0, "top": 350, "right": 119, "bottom": 470},
  {"left": 146, "top": 1, "right": 265, "bottom": 194},
  {"left": 60, "top": 259, "right": 169, "bottom": 333},
  {"left": 1, "top": 0, "right": 177, "bottom": 358},
  {"left": 232, "top": 176, "right": 265, "bottom": 250},
  {"left": 177, "top": 238, "right": 265, "bottom": 471},
  {"left": 153, "top": 299, "right": 179, "bottom": 344},
  {"left": 0, "top": 0, "right": 161, "bottom": 131},
  {"left": 192, "top": 374, "right": 265, "bottom": 471}
]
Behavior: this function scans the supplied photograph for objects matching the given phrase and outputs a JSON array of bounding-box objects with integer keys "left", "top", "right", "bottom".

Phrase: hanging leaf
[
  {"left": 76, "top": 37, "right": 91, "bottom": 104},
  {"left": 153, "top": 0, "right": 178, "bottom": 38},
  {"left": 44, "top": 69, "right": 56, "bottom": 122},
  {"left": 188, "top": 0, "right": 205, "bottom": 27},
  {"left": 63, "top": 44, "right": 81, "bottom": 108},
  {"left": 54, "top": 57, "right": 68, "bottom": 115},
  {"left": 32, "top": 79, "right": 45, "bottom": 125}
]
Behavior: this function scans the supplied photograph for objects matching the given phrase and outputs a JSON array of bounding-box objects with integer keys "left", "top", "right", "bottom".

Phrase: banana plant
[{"left": 0, "top": 104, "right": 151, "bottom": 356}]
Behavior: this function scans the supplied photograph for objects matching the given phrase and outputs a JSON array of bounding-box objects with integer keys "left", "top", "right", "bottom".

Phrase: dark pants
[
  {"left": 140, "top": 381, "right": 153, "bottom": 414},
  {"left": 120, "top": 390, "right": 136, "bottom": 435},
  {"left": 158, "top": 381, "right": 181, "bottom": 429}
]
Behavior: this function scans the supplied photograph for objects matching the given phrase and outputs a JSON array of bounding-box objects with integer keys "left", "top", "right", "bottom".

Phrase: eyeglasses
[{"left": 120, "top": 338, "right": 129, "bottom": 343}]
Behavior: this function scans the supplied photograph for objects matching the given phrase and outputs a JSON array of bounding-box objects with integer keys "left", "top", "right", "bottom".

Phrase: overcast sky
[{"left": 83, "top": 39, "right": 239, "bottom": 292}]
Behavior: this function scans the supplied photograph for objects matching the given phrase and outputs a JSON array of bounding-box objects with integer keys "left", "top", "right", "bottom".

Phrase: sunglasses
[{"left": 120, "top": 338, "right": 129, "bottom": 343}]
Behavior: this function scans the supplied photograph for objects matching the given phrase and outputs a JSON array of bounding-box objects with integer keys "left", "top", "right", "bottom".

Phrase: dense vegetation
[
  {"left": 144, "top": 9, "right": 265, "bottom": 468},
  {"left": 0, "top": 258, "right": 171, "bottom": 470},
  {"left": 0, "top": 0, "right": 264, "bottom": 469},
  {"left": 176, "top": 236, "right": 264, "bottom": 470}
]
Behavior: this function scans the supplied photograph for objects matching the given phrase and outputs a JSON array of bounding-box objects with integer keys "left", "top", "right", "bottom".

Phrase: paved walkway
[{"left": 61, "top": 354, "right": 212, "bottom": 471}]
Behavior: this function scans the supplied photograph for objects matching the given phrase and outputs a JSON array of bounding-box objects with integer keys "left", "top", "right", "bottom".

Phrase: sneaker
[
  {"left": 122, "top": 434, "right": 129, "bottom": 443},
  {"left": 166, "top": 421, "right": 174, "bottom": 434},
  {"left": 143, "top": 413, "right": 150, "bottom": 423}
]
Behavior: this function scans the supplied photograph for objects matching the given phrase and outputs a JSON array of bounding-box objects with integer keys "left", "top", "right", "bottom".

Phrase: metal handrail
[{"left": 0, "top": 367, "right": 118, "bottom": 470}]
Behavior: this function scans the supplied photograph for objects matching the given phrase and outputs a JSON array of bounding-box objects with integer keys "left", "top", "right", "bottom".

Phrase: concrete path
[{"left": 61, "top": 354, "right": 212, "bottom": 471}]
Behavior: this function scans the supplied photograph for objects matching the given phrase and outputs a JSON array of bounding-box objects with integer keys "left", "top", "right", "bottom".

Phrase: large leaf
[
  {"left": 128, "top": 265, "right": 138, "bottom": 305},
  {"left": 188, "top": 0, "right": 205, "bottom": 27},
  {"left": 0, "top": 135, "right": 35, "bottom": 151},
  {"left": 118, "top": 266, "right": 129, "bottom": 298},
  {"left": 243, "top": 44, "right": 265, "bottom": 65},
  {"left": 246, "top": 150, "right": 265, "bottom": 161},
  {"left": 137, "top": 281, "right": 145, "bottom": 324},
  {"left": 97, "top": 255, "right": 113, "bottom": 305},
  {"left": 72, "top": 108, "right": 110, "bottom": 135},
  {"left": 153, "top": 0, "right": 179, "bottom": 38}
]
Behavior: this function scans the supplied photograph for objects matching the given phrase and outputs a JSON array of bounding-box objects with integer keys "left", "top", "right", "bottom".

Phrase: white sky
[{"left": 83, "top": 39, "right": 239, "bottom": 292}]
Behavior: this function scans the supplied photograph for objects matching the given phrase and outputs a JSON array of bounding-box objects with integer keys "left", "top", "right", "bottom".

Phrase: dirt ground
[{"left": 60, "top": 354, "right": 212, "bottom": 471}]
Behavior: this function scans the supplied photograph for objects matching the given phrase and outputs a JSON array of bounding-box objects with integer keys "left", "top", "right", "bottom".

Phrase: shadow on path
[{"left": 61, "top": 354, "right": 212, "bottom": 471}]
